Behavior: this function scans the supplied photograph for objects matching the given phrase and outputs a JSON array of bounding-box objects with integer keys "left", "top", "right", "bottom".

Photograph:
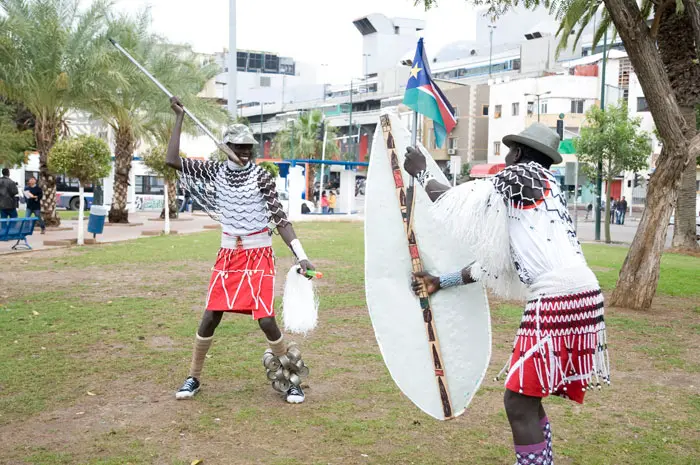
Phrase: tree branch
[{"left": 650, "top": 0, "right": 675, "bottom": 38}]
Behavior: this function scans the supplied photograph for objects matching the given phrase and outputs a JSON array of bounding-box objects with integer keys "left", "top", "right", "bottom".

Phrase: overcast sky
[{"left": 114, "top": 0, "right": 480, "bottom": 84}]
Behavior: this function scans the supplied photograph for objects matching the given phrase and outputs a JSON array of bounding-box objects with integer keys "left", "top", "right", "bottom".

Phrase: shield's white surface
[{"left": 364, "top": 110, "right": 492, "bottom": 420}]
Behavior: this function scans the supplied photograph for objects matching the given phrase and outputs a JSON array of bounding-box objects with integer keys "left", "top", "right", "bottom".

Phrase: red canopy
[{"left": 470, "top": 163, "right": 506, "bottom": 178}]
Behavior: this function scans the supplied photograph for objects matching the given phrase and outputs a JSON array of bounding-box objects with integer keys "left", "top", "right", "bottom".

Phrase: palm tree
[
  {"left": 90, "top": 11, "right": 228, "bottom": 223},
  {"left": 88, "top": 10, "right": 157, "bottom": 223},
  {"left": 141, "top": 44, "right": 230, "bottom": 218},
  {"left": 0, "top": 100, "right": 34, "bottom": 168},
  {"left": 554, "top": 0, "right": 700, "bottom": 250},
  {"left": 0, "top": 0, "right": 119, "bottom": 226},
  {"left": 272, "top": 110, "right": 339, "bottom": 199}
]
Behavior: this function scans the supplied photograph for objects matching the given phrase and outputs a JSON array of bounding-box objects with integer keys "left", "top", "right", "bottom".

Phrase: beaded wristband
[
  {"left": 416, "top": 168, "right": 436, "bottom": 188},
  {"left": 439, "top": 271, "right": 464, "bottom": 289}
]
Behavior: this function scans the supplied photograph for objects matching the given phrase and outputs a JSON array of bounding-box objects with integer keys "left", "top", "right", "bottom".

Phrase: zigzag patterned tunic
[
  {"left": 179, "top": 159, "right": 289, "bottom": 319},
  {"left": 431, "top": 162, "right": 610, "bottom": 403}
]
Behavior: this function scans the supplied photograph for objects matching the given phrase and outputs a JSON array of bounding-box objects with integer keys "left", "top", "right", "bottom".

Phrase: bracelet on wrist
[
  {"left": 439, "top": 271, "right": 464, "bottom": 289},
  {"left": 416, "top": 168, "right": 435, "bottom": 188}
]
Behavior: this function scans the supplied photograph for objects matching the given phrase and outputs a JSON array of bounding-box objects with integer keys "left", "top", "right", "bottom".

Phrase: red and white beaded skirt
[
  {"left": 504, "top": 288, "right": 610, "bottom": 404},
  {"left": 205, "top": 246, "right": 276, "bottom": 320}
]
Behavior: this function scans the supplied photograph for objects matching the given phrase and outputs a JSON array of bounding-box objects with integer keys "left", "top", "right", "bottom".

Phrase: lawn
[{"left": 1, "top": 223, "right": 698, "bottom": 464}]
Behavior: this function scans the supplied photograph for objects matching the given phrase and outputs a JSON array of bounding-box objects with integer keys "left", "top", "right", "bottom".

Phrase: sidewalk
[
  {"left": 0, "top": 209, "right": 367, "bottom": 255},
  {"left": 0, "top": 211, "right": 218, "bottom": 255}
]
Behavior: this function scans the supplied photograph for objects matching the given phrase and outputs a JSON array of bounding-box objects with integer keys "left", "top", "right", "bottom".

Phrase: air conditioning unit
[{"left": 447, "top": 148, "right": 457, "bottom": 155}]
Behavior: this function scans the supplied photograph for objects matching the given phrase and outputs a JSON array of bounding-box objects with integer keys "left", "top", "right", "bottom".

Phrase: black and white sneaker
[
  {"left": 286, "top": 385, "right": 305, "bottom": 404},
  {"left": 175, "top": 376, "right": 200, "bottom": 399}
]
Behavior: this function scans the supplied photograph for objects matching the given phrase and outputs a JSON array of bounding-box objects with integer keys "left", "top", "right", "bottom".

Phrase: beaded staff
[{"left": 379, "top": 114, "right": 454, "bottom": 420}]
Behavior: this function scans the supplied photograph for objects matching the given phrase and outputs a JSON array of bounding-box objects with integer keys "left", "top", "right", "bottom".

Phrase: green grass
[
  {"left": 1, "top": 223, "right": 699, "bottom": 464},
  {"left": 582, "top": 243, "right": 699, "bottom": 296}
]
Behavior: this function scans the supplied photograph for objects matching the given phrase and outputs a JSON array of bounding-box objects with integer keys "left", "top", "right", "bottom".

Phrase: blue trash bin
[{"left": 87, "top": 205, "right": 107, "bottom": 236}]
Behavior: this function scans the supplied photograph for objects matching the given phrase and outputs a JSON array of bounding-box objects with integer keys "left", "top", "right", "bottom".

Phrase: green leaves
[
  {"left": 0, "top": 100, "right": 34, "bottom": 168},
  {"left": 272, "top": 110, "right": 339, "bottom": 160},
  {"left": 48, "top": 134, "right": 112, "bottom": 183},
  {"left": 574, "top": 103, "right": 652, "bottom": 182},
  {"left": 142, "top": 145, "right": 184, "bottom": 183},
  {"left": 258, "top": 161, "right": 280, "bottom": 178}
]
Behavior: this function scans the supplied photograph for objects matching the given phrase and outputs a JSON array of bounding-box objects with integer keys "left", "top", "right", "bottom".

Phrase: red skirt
[
  {"left": 205, "top": 247, "right": 276, "bottom": 319},
  {"left": 504, "top": 288, "right": 610, "bottom": 404}
]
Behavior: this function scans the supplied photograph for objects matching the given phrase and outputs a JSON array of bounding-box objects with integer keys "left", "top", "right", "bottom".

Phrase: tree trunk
[
  {"left": 35, "top": 117, "right": 60, "bottom": 227},
  {"left": 307, "top": 164, "right": 316, "bottom": 203},
  {"left": 656, "top": 6, "right": 700, "bottom": 250},
  {"left": 605, "top": 178, "right": 613, "bottom": 244},
  {"left": 683, "top": 0, "right": 700, "bottom": 59},
  {"left": 108, "top": 125, "right": 135, "bottom": 223},
  {"left": 159, "top": 180, "right": 178, "bottom": 220},
  {"left": 168, "top": 180, "right": 177, "bottom": 217},
  {"left": 672, "top": 156, "right": 698, "bottom": 248},
  {"left": 604, "top": 0, "right": 698, "bottom": 309}
]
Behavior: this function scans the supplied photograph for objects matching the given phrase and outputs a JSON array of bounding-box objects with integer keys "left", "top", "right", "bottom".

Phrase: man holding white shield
[{"left": 406, "top": 123, "right": 610, "bottom": 465}]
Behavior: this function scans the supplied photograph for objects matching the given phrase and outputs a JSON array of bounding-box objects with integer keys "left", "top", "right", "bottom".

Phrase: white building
[
  {"left": 487, "top": 51, "right": 626, "bottom": 162},
  {"left": 353, "top": 14, "right": 426, "bottom": 78},
  {"left": 198, "top": 49, "right": 323, "bottom": 110}
]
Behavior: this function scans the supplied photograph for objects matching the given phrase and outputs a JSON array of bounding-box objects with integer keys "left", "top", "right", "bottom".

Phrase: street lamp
[
  {"left": 488, "top": 25, "right": 497, "bottom": 78},
  {"left": 524, "top": 91, "right": 551, "bottom": 122},
  {"left": 347, "top": 77, "right": 364, "bottom": 161}
]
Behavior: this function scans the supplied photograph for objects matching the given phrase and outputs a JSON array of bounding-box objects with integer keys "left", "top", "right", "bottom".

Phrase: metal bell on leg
[{"left": 263, "top": 342, "right": 309, "bottom": 393}]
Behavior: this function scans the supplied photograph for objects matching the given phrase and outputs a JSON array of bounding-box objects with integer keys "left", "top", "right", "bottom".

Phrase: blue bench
[{"left": 0, "top": 217, "right": 39, "bottom": 250}]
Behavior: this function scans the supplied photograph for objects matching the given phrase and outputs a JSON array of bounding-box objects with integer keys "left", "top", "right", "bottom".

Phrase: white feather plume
[
  {"left": 282, "top": 265, "right": 319, "bottom": 335},
  {"left": 430, "top": 179, "right": 527, "bottom": 301}
]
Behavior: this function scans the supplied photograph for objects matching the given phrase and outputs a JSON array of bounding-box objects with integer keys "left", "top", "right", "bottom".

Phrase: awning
[{"left": 470, "top": 163, "right": 506, "bottom": 178}]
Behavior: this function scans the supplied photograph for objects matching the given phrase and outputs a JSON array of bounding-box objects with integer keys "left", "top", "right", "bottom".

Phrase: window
[
  {"left": 571, "top": 99, "right": 584, "bottom": 114},
  {"left": 263, "top": 54, "right": 279, "bottom": 73},
  {"left": 482, "top": 105, "right": 489, "bottom": 116},
  {"left": 512, "top": 102, "right": 520, "bottom": 116},
  {"left": 135, "top": 176, "right": 164, "bottom": 195},
  {"left": 512, "top": 58, "right": 521, "bottom": 70},
  {"left": 540, "top": 101, "right": 548, "bottom": 114},
  {"left": 637, "top": 97, "right": 650, "bottom": 112},
  {"left": 448, "top": 137, "right": 459, "bottom": 150},
  {"left": 236, "top": 51, "right": 247, "bottom": 71},
  {"left": 527, "top": 101, "right": 534, "bottom": 115},
  {"left": 494, "top": 105, "right": 502, "bottom": 119},
  {"left": 452, "top": 106, "right": 460, "bottom": 117},
  {"left": 394, "top": 26, "right": 400, "bottom": 34},
  {"left": 494, "top": 141, "right": 501, "bottom": 156},
  {"left": 248, "top": 53, "right": 263, "bottom": 70},
  {"left": 279, "top": 62, "right": 295, "bottom": 75},
  {"left": 260, "top": 76, "right": 271, "bottom": 87}
]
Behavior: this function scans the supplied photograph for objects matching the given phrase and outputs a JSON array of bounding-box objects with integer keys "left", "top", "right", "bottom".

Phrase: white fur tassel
[
  {"left": 282, "top": 265, "right": 319, "bottom": 335},
  {"left": 431, "top": 179, "right": 528, "bottom": 301}
]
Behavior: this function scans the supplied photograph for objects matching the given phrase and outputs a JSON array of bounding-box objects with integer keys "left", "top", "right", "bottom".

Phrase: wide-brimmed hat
[
  {"left": 502, "top": 123, "right": 562, "bottom": 164},
  {"left": 223, "top": 124, "right": 258, "bottom": 145}
]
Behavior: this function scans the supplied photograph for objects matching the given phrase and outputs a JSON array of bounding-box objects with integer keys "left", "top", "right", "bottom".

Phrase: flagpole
[{"left": 411, "top": 111, "right": 418, "bottom": 147}]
